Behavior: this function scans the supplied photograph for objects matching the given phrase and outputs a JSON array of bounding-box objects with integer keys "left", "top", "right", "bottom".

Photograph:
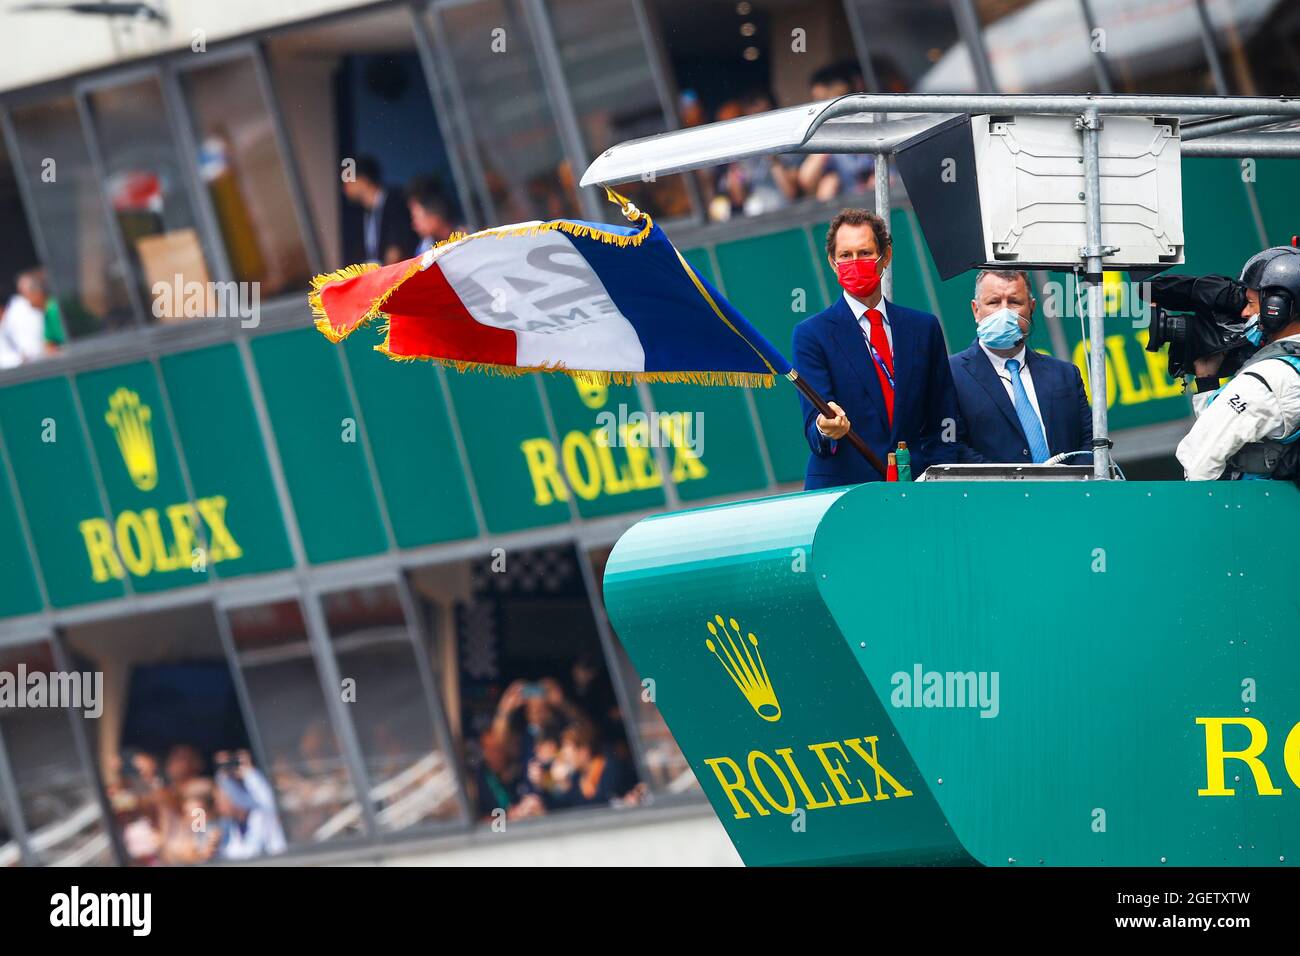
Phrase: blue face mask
[
  {"left": 1245, "top": 314, "right": 1263, "bottom": 346},
  {"left": 977, "top": 308, "right": 1026, "bottom": 349}
]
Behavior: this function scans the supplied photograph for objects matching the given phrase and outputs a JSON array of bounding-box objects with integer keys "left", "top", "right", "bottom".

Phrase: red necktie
[{"left": 864, "top": 308, "right": 894, "bottom": 424}]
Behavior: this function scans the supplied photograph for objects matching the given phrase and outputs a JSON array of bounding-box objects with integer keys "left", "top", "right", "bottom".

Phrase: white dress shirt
[{"left": 978, "top": 340, "right": 1044, "bottom": 423}]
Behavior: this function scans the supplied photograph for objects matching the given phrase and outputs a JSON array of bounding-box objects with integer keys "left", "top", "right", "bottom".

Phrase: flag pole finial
[{"left": 604, "top": 186, "right": 642, "bottom": 223}]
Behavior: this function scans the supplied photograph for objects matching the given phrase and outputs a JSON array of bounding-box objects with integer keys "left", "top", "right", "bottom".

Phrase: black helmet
[{"left": 1240, "top": 246, "right": 1300, "bottom": 335}]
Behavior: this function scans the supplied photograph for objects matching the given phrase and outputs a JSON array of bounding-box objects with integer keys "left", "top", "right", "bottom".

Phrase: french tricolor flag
[{"left": 311, "top": 211, "right": 791, "bottom": 388}]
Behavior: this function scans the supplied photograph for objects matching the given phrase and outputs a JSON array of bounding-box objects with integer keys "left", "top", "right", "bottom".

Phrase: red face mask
[{"left": 836, "top": 256, "right": 882, "bottom": 299}]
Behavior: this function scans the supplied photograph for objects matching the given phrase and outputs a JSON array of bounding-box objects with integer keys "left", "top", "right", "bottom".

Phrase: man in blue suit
[
  {"left": 792, "top": 209, "right": 959, "bottom": 489},
  {"left": 950, "top": 270, "right": 1093, "bottom": 464}
]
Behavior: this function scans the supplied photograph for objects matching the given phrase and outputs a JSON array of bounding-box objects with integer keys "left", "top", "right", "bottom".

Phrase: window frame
[{"left": 170, "top": 41, "right": 326, "bottom": 285}]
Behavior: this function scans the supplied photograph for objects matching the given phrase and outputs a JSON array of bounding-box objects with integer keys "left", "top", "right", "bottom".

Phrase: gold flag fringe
[
  {"left": 370, "top": 345, "right": 775, "bottom": 389},
  {"left": 309, "top": 262, "right": 380, "bottom": 342}
]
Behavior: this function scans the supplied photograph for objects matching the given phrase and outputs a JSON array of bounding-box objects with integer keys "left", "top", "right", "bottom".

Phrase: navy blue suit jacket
[
  {"left": 792, "top": 297, "right": 958, "bottom": 489},
  {"left": 949, "top": 340, "right": 1093, "bottom": 464}
]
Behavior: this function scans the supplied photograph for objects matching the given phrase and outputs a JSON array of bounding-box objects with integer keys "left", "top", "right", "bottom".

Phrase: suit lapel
[
  {"left": 827, "top": 297, "right": 889, "bottom": 432},
  {"left": 963, "top": 341, "right": 1026, "bottom": 442}
]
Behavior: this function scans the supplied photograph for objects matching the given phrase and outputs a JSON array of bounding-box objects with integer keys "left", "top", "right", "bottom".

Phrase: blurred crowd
[
  {"left": 689, "top": 60, "right": 877, "bottom": 222},
  {"left": 336, "top": 58, "right": 877, "bottom": 261},
  {"left": 107, "top": 744, "right": 285, "bottom": 865},
  {"left": 473, "top": 655, "right": 647, "bottom": 822},
  {"left": 341, "top": 155, "right": 464, "bottom": 266}
]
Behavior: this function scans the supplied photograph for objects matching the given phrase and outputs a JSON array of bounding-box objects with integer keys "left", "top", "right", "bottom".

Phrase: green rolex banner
[{"left": 602, "top": 480, "right": 1300, "bottom": 867}]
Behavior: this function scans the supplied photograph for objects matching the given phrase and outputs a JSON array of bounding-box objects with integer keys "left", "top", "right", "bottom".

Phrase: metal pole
[
  {"left": 581, "top": 94, "right": 1300, "bottom": 189},
  {"left": 1079, "top": 106, "right": 1112, "bottom": 479},
  {"left": 1193, "top": 0, "right": 1231, "bottom": 95},
  {"left": 949, "top": 0, "right": 998, "bottom": 94},
  {"left": 573, "top": 543, "right": 656, "bottom": 802},
  {"left": 1181, "top": 114, "right": 1294, "bottom": 140},
  {"left": 521, "top": 0, "right": 604, "bottom": 222},
  {"left": 874, "top": 113, "right": 892, "bottom": 301},
  {"left": 1181, "top": 131, "right": 1300, "bottom": 156},
  {"left": 1077, "top": 0, "right": 1116, "bottom": 94},
  {"left": 0, "top": 721, "right": 37, "bottom": 866}
]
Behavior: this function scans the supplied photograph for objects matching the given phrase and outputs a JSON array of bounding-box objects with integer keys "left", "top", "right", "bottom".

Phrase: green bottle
[{"left": 895, "top": 441, "right": 912, "bottom": 482}]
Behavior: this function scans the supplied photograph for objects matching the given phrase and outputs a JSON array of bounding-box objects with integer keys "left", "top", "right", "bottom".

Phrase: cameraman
[{"left": 1176, "top": 246, "right": 1300, "bottom": 482}]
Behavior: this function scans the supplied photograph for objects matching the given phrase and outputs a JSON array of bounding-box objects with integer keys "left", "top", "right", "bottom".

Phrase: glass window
[
  {"left": 0, "top": 640, "right": 115, "bottom": 866},
  {"left": 1222, "top": 0, "right": 1300, "bottom": 95},
  {"left": 1087, "top": 0, "right": 1218, "bottom": 94},
  {"left": 84, "top": 77, "right": 214, "bottom": 321},
  {"left": 225, "top": 599, "right": 363, "bottom": 846},
  {"left": 266, "top": 6, "right": 467, "bottom": 270},
  {"left": 548, "top": 0, "right": 694, "bottom": 219},
  {"left": 0, "top": 770, "right": 20, "bottom": 866},
  {"left": 322, "top": 583, "right": 461, "bottom": 832},
  {"left": 432, "top": 0, "right": 581, "bottom": 222},
  {"left": 0, "top": 131, "right": 54, "bottom": 370},
  {"left": 648, "top": 0, "right": 862, "bottom": 219},
  {"left": 179, "top": 56, "right": 313, "bottom": 297},
  {"left": 587, "top": 546, "right": 699, "bottom": 797},
  {"left": 848, "top": 0, "right": 965, "bottom": 93},
  {"left": 972, "top": 0, "right": 1094, "bottom": 93},
  {"left": 7, "top": 96, "right": 135, "bottom": 338},
  {"left": 410, "top": 546, "right": 645, "bottom": 824},
  {"left": 64, "top": 603, "right": 288, "bottom": 865}
]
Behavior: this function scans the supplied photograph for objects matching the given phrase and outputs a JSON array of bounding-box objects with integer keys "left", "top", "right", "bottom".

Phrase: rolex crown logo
[
  {"left": 105, "top": 387, "right": 157, "bottom": 492},
  {"left": 705, "top": 614, "right": 780, "bottom": 722},
  {"left": 572, "top": 373, "right": 608, "bottom": 409}
]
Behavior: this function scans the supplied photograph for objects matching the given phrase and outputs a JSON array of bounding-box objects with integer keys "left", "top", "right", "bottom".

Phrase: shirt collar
[
  {"left": 978, "top": 339, "right": 1028, "bottom": 375},
  {"left": 844, "top": 292, "right": 887, "bottom": 324}
]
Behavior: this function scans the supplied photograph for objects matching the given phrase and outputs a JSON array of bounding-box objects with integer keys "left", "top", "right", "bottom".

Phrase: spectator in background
[
  {"left": 165, "top": 779, "right": 220, "bottom": 864},
  {"left": 798, "top": 61, "right": 876, "bottom": 201},
  {"left": 679, "top": 89, "right": 707, "bottom": 128},
  {"left": 342, "top": 155, "right": 418, "bottom": 266},
  {"left": 477, "top": 674, "right": 643, "bottom": 819},
  {"left": 107, "top": 748, "right": 167, "bottom": 865},
  {"left": 548, "top": 720, "right": 644, "bottom": 810},
  {"left": 475, "top": 725, "right": 523, "bottom": 819},
  {"left": 164, "top": 743, "right": 204, "bottom": 790},
  {"left": 568, "top": 652, "right": 623, "bottom": 753},
  {"left": 109, "top": 743, "right": 285, "bottom": 863},
  {"left": 43, "top": 294, "right": 66, "bottom": 352},
  {"left": 212, "top": 749, "right": 286, "bottom": 860},
  {"left": 406, "top": 176, "right": 461, "bottom": 256},
  {"left": 0, "top": 269, "right": 54, "bottom": 369},
  {"left": 710, "top": 91, "right": 801, "bottom": 220}
]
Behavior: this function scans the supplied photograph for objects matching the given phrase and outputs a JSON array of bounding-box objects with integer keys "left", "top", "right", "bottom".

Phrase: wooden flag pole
[{"left": 786, "top": 370, "right": 887, "bottom": 479}]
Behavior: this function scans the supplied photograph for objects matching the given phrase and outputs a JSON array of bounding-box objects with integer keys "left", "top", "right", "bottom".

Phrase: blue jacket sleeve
[
  {"left": 1072, "top": 363, "right": 1095, "bottom": 465},
  {"left": 1074, "top": 365, "right": 1094, "bottom": 452},
  {"left": 792, "top": 320, "right": 837, "bottom": 459}
]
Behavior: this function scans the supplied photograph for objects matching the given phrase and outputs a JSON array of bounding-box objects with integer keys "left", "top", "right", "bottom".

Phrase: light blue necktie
[{"left": 1005, "top": 358, "right": 1049, "bottom": 463}]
